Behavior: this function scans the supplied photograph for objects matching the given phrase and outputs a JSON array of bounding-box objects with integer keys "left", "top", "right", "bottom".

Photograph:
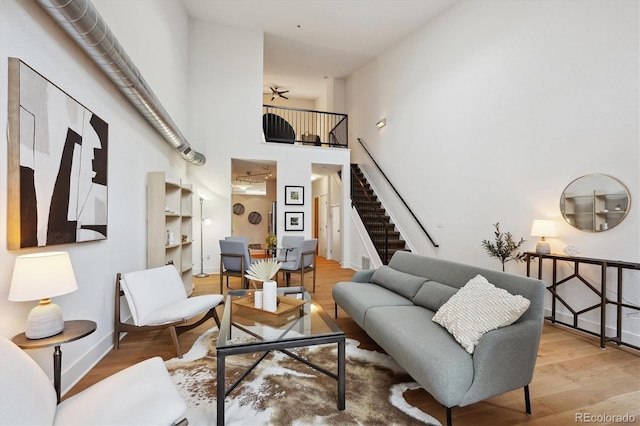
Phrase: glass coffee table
[{"left": 216, "top": 286, "right": 345, "bottom": 425}]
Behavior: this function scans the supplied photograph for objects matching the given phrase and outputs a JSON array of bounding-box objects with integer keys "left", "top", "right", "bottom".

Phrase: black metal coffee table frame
[{"left": 216, "top": 287, "right": 345, "bottom": 425}]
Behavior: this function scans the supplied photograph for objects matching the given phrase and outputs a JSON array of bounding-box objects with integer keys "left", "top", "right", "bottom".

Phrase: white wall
[
  {"left": 186, "top": 19, "right": 351, "bottom": 275},
  {"left": 0, "top": 0, "right": 192, "bottom": 393},
  {"left": 347, "top": 0, "right": 639, "bottom": 343}
]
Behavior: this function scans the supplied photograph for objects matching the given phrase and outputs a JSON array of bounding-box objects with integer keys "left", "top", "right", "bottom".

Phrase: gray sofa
[{"left": 332, "top": 251, "right": 545, "bottom": 425}]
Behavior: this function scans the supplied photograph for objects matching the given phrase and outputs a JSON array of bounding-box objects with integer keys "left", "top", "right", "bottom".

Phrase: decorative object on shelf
[
  {"left": 166, "top": 230, "right": 175, "bottom": 245},
  {"left": 285, "top": 185, "right": 304, "bottom": 205},
  {"left": 285, "top": 211, "right": 304, "bottom": 231},
  {"left": 530, "top": 219, "right": 557, "bottom": 254},
  {"left": 7, "top": 58, "right": 108, "bottom": 249},
  {"left": 233, "top": 203, "right": 245, "bottom": 215},
  {"left": 248, "top": 211, "right": 262, "bottom": 225},
  {"left": 9, "top": 252, "right": 79, "bottom": 339},
  {"left": 560, "top": 173, "right": 631, "bottom": 232},
  {"left": 195, "top": 189, "right": 213, "bottom": 278},
  {"left": 481, "top": 222, "right": 526, "bottom": 271}
]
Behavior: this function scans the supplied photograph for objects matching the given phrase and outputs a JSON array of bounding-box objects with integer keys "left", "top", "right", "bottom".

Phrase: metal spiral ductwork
[{"left": 35, "top": 0, "right": 206, "bottom": 165}]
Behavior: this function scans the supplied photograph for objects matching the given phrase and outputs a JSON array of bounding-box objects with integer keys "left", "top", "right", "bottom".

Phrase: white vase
[
  {"left": 262, "top": 280, "right": 278, "bottom": 312},
  {"left": 254, "top": 290, "right": 263, "bottom": 309}
]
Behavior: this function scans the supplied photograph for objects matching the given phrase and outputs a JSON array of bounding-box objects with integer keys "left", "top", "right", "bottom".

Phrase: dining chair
[
  {"left": 279, "top": 238, "right": 318, "bottom": 292},
  {"left": 219, "top": 239, "right": 256, "bottom": 293},
  {"left": 277, "top": 235, "right": 304, "bottom": 263}
]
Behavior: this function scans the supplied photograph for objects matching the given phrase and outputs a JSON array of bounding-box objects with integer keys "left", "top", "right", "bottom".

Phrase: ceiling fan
[{"left": 269, "top": 86, "right": 289, "bottom": 101}]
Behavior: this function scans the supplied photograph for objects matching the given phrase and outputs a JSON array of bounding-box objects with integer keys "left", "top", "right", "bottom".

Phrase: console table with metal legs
[
  {"left": 525, "top": 252, "right": 639, "bottom": 350},
  {"left": 12, "top": 320, "right": 97, "bottom": 403}
]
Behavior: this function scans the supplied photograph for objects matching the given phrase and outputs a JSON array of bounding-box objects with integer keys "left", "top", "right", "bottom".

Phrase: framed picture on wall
[
  {"left": 285, "top": 212, "right": 304, "bottom": 231},
  {"left": 7, "top": 58, "right": 109, "bottom": 249},
  {"left": 285, "top": 185, "right": 304, "bottom": 205}
]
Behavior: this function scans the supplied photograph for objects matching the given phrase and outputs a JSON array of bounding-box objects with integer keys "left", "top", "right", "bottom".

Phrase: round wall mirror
[{"left": 560, "top": 174, "right": 630, "bottom": 232}]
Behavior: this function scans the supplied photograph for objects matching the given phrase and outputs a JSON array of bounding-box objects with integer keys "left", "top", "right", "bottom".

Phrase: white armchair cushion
[
  {"left": 140, "top": 294, "right": 224, "bottom": 326},
  {"left": 54, "top": 357, "right": 186, "bottom": 425},
  {"left": 121, "top": 265, "right": 188, "bottom": 325},
  {"left": 0, "top": 337, "right": 57, "bottom": 425}
]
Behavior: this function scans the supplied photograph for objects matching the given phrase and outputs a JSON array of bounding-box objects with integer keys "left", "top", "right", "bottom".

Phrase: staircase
[{"left": 351, "top": 164, "right": 408, "bottom": 264}]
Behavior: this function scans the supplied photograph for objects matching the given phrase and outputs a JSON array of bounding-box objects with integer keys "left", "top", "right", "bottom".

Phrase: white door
[
  {"left": 318, "top": 195, "right": 328, "bottom": 257},
  {"left": 331, "top": 204, "right": 341, "bottom": 261}
]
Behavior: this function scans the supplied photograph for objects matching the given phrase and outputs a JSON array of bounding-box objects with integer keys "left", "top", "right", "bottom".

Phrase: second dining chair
[{"left": 279, "top": 238, "right": 318, "bottom": 292}]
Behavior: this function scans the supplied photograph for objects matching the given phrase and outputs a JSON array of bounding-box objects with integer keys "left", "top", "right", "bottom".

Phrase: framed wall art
[
  {"left": 285, "top": 185, "right": 304, "bottom": 205},
  {"left": 284, "top": 212, "right": 304, "bottom": 231},
  {"left": 7, "top": 58, "right": 109, "bottom": 249}
]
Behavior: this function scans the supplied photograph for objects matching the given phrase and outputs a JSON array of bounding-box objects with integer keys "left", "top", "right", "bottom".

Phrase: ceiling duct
[{"left": 35, "top": 0, "right": 206, "bottom": 166}]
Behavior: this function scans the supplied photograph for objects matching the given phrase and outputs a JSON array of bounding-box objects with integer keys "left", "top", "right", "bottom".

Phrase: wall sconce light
[
  {"left": 376, "top": 118, "right": 386, "bottom": 128},
  {"left": 530, "top": 219, "right": 557, "bottom": 254},
  {"left": 9, "top": 252, "right": 78, "bottom": 339}
]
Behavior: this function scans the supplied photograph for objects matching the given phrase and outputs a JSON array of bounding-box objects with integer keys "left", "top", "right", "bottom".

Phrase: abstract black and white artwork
[{"left": 8, "top": 59, "right": 108, "bottom": 249}]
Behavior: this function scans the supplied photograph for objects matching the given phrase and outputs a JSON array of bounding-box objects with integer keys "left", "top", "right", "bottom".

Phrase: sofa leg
[
  {"left": 524, "top": 385, "right": 531, "bottom": 415},
  {"left": 334, "top": 303, "right": 338, "bottom": 318},
  {"left": 446, "top": 407, "right": 452, "bottom": 426}
]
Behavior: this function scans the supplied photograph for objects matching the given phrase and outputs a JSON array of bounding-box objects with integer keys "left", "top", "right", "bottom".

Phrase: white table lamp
[
  {"left": 9, "top": 252, "right": 78, "bottom": 339},
  {"left": 530, "top": 220, "right": 557, "bottom": 254}
]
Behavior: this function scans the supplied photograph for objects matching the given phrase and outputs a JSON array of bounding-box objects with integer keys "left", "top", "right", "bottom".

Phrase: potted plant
[
  {"left": 481, "top": 222, "right": 526, "bottom": 271},
  {"left": 265, "top": 233, "right": 277, "bottom": 257}
]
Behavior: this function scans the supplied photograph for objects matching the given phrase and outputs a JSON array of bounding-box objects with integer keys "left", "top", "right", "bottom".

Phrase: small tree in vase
[{"left": 481, "top": 222, "right": 526, "bottom": 271}]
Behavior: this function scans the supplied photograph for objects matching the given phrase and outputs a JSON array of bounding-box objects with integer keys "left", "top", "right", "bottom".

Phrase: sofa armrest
[
  {"left": 460, "top": 319, "right": 543, "bottom": 406},
  {"left": 352, "top": 269, "right": 376, "bottom": 283}
]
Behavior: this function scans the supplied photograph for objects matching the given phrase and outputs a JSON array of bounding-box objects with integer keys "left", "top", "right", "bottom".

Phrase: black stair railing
[
  {"left": 351, "top": 165, "right": 391, "bottom": 264},
  {"left": 357, "top": 138, "right": 439, "bottom": 248}
]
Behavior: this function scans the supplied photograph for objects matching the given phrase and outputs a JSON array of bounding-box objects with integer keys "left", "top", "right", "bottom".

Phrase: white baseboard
[{"left": 61, "top": 330, "right": 116, "bottom": 397}]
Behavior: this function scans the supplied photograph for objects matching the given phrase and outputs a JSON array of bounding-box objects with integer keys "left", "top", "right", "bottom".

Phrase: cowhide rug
[{"left": 165, "top": 327, "right": 441, "bottom": 426}]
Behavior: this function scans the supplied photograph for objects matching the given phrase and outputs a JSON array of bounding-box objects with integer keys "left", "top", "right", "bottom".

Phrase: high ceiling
[{"left": 181, "top": 0, "right": 457, "bottom": 100}]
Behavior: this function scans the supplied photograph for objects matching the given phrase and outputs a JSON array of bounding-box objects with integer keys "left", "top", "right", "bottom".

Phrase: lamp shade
[
  {"left": 530, "top": 220, "right": 557, "bottom": 238},
  {"left": 9, "top": 252, "right": 78, "bottom": 302}
]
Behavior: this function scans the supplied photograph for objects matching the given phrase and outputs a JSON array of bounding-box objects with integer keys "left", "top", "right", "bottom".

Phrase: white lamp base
[
  {"left": 535, "top": 240, "right": 551, "bottom": 254},
  {"left": 25, "top": 299, "right": 64, "bottom": 339}
]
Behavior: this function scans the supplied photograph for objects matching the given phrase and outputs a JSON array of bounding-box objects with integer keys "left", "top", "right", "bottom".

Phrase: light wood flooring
[{"left": 67, "top": 257, "right": 640, "bottom": 425}]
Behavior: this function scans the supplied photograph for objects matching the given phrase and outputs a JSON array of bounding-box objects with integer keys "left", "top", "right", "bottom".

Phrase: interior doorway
[
  {"left": 311, "top": 163, "right": 343, "bottom": 262},
  {"left": 230, "top": 159, "right": 277, "bottom": 246}
]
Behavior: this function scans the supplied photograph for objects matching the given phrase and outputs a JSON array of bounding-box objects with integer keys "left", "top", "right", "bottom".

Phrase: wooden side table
[{"left": 12, "top": 319, "right": 97, "bottom": 403}]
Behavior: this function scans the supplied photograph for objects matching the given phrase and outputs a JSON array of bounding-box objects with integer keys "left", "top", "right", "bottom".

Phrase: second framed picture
[
  {"left": 285, "top": 185, "right": 304, "bottom": 205},
  {"left": 285, "top": 212, "right": 304, "bottom": 231}
]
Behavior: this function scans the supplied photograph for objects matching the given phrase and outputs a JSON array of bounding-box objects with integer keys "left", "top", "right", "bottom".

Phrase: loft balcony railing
[{"left": 262, "top": 105, "right": 348, "bottom": 148}]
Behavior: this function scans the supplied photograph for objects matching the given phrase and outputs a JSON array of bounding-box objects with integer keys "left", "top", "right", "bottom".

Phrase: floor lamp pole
[{"left": 195, "top": 197, "right": 209, "bottom": 278}]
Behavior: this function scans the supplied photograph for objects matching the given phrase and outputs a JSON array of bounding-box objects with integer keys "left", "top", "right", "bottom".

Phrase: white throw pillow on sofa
[{"left": 432, "top": 274, "right": 530, "bottom": 354}]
